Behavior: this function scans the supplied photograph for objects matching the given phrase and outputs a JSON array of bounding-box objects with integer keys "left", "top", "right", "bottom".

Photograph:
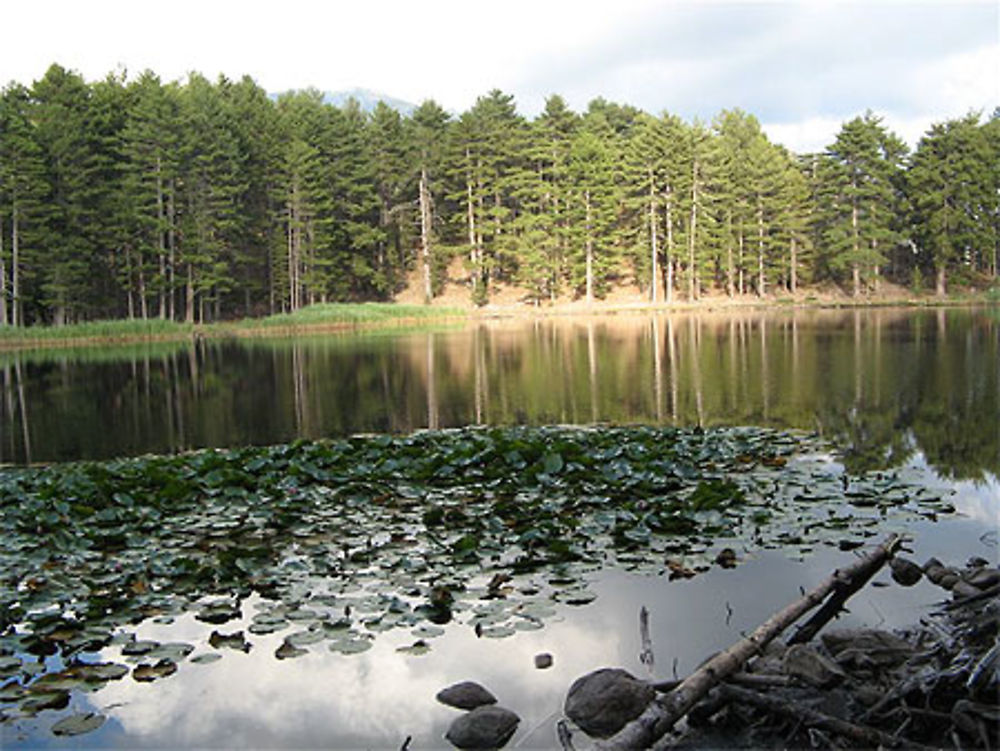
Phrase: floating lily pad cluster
[{"left": 0, "top": 425, "right": 950, "bottom": 730}]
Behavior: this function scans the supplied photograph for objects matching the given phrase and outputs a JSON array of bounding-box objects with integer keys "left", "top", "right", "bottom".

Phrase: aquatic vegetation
[{"left": 0, "top": 426, "right": 951, "bottom": 730}]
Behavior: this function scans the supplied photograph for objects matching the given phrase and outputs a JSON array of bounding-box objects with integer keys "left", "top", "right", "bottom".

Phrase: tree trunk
[
  {"left": 185, "top": 264, "right": 195, "bottom": 324},
  {"left": 757, "top": 198, "right": 766, "bottom": 297},
  {"left": 167, "top": 186, "right": 176, "bottom": 321},
  {"left": 936, "top": 264, "right": 947, "bottom": 297},
  {"left": 790, "top": 236, "right": 798, "bottom": 294},
  {"left": 664, "top": 186, "right": 674, "bottom": 304},
  {"left": 466, "top": 154, "right": 477, "bottom": 292},
  {"left": 585, "top": 189, "right": 594, "bottom": 305},
  {"left": 851, "top": 182, "right": 860, "bottom": 298},
  {"left": 688, "top": 161, "right": 699, "bottom": 301},
  {"left": 11, "top": 200, "right": 20, "bottom": 328},
  {"left": 738, "top": 231, "right": 745, "bottom": 296},
  {"left": 725, "top": 212, "right": 734, "bottom": 298},
  {"left": 419, "top": 165, "right": 433, "bottom": 304},
  {"left": 0, "top": 214, "right": 8, "bottom": 326},
  {"left": 138, "top": 261, "right": 148, "bottom": 321},
  {"left": 649, "top": 170, "right": 658, "bottom": 304},
  {"left": 156, "top": 156, "right": 167, "bottom": 319}
]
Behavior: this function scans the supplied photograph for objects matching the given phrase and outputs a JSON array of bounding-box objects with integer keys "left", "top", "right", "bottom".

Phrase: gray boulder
[
  {"left": 564, "top": 667, "right": 655, "bottom": 738},
  {"left": 445, "top": 705, "right": 519, "bottom": 749},
  {"left": 782, "top": 644, "right": 847, "bottom": 688},
  {"left": 437, "top": 681, "right": 498, "bottom": 710}
]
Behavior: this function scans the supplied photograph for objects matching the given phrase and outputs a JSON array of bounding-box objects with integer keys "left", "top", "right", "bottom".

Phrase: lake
[{"left": 1, "top": 306, "right": 998, "bottom": 749}]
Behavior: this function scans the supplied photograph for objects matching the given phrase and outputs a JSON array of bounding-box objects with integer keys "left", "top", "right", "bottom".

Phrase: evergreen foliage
[{"left": 0, "top": 64, "right": 997, "bottom": 325}]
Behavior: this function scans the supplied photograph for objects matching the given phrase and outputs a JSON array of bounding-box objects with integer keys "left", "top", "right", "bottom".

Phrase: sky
[{"left": 3, "top": 0, "right": 998, "bottom": 153}]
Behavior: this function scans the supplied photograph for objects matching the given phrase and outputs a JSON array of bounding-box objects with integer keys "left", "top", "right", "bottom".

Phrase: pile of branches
[
  {"left": 684, "top": 560, "right": 999, "bottom": 750},
  {"left": 560, "top": 537, "right": 999, "bottom": 750}
]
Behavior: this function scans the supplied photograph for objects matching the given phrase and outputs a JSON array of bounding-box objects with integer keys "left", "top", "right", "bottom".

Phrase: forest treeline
[{"left": 1, "top": 64, "right": 998, "bottom": 326}]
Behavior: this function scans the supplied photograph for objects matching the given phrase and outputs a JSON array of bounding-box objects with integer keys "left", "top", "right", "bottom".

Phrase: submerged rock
[
  {"left": 437, "top": 681, "right": 497, "bottom": 710},
  {"left": 889, "top": 556, "right": 923, "bottom": 587},
  {"left": 821, "top": 629, "right": 914, "bottom": 669},
  {"left": 445, "top": 705, "right": 519, "bottom": 749},
  {"left": 782, "top": 644, "right": 847, "bottom": 688},
  {"left": 564, "top": 667, "right": 655, "bottom": 738}
]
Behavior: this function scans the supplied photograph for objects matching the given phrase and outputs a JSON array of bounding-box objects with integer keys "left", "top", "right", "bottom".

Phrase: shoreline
[{"left": 0, "top": 291, "right": 994, "bottom": 353}]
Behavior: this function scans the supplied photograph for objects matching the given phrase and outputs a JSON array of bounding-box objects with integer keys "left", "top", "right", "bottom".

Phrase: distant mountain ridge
[{"left": 269, "top": 87, "right": 417, "bottom": 115}]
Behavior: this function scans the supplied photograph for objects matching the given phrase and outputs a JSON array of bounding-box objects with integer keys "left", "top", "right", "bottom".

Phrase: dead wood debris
[{"left": 674, "top": 555, "right": 1000, "bottom": 750}]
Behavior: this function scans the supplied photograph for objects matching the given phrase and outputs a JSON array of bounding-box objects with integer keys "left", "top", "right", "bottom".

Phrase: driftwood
[
  {"left": 714, "top": 684, "right": 940, "bottom": 751},
  {"left": 595, "top": 534, "right": 901, "bottom": 750}
]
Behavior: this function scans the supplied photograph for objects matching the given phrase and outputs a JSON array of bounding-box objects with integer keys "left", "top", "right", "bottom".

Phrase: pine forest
[{"left": 1, "top": 64, "right": 998, "bottom": 327}]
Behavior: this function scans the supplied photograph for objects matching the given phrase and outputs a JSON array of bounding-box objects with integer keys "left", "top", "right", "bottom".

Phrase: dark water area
[
  {"left": 1, "top": 307, "right": 998, "bottom": 485},
  {"left": 1, "top": 306, "right": 998, "bottom": 749}
]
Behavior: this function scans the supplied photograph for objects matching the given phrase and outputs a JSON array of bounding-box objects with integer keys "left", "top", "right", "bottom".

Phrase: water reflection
[
  {"left": 0, "top": 308, "right": 997, "bottom": 485},
  {"left": 5, "top": 521, "right": 994, "bottom": 751}
]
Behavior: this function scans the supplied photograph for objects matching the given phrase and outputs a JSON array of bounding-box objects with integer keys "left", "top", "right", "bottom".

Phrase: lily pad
[
  {"left": 329, "top": 637, "right": 373, "bottom": 655},
  {"left": 189, "top": 653, "right": 223, "bottom": 665},
  {"left": 51, "top": 712, "right": 105, "bottom": 737},
  {"left": 132, "top": 659, "right": 177, "bottom": 682}
]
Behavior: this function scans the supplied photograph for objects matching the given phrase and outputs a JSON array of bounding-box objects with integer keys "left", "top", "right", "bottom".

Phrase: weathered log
[
  {"left": 596, "top": 534, "right": 900, "bottom": 750},
  {"left": 789, "top": 535, "right": 903, "bottom": 645},
  {"left": 714, "top": 684, "right": 940, "bottom": 751}
]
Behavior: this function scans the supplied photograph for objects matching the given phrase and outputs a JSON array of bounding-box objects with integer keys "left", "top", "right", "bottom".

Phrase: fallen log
[
  {"left": 595, "top": 534, "right": 901, "bottom": 750},
  {"left": 713, "top": 683, "right": 940, "bottom": 751}
]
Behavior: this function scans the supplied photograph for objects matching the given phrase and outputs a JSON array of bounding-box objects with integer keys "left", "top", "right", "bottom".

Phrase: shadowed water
[
  {"left": 1, "top": 307, "right": 997, "bottom": 485},
  {"left": 1, "top": 306, "right": 997, "bottom": 749}
]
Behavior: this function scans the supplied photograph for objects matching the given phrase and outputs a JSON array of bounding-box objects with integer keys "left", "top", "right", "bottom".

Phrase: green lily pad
[
  {"left": 51, "top": 712, "right": 106, "bottom": 737},
  {"left": 132, "top": 659, "right": 177, "bottom": 682},
  {"left": 329, "top": 637, "right": 373, "bottom": 655},
  {"left": 189, "top": 653, "right": 223, "bottom": 665}
]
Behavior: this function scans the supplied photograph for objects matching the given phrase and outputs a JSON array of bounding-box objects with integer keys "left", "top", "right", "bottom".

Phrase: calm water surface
[{"left": 1, "top": 307, "right": 998, "bottom": 749}]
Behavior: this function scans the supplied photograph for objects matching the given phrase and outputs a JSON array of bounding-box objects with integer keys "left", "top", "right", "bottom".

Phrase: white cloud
[{"left": 3, "top": 1, "right": 997, "bottom": 151}]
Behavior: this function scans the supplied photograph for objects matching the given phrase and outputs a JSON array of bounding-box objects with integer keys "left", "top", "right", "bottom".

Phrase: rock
[
  {"left": 564, "top": 668, "right": 655, "bottom": 738},
  {"left": 889, "top": 557, "right": 923, "bottom": 587},
  {"left": 952, "top": 580, "right": 982, "bottom": 600},
  {"left": 436, "top": 681, "right": 498, "bottom": 710},
  {"left": 782, "top": 644, "right": 847, "bottom": 688},
  {"left": 821, "top": 629, "right": 914, "bottom": 669},
  {"left": 445, "top": 705, "right": 519, "bottom": 749},
  {"left": 965, "top": 567, "right": 1000, "bottom": 590},
  {"left": 715, "top": 548, "right": 738, "bottom": 568},
  {"left": 534, "top": 653, "right": 553, "bottom": 669}
]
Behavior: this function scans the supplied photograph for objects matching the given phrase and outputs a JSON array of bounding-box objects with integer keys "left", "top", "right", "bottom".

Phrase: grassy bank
[
  {"left": 0, "top": 292, "right": 995, "bottom": 352},
  {"left": 0, "top": 303, "right": 467, "bottom": 351}
]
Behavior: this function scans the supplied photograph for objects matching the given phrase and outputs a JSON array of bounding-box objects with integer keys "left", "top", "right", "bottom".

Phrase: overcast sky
[{"left": 3, "top": 0, "right": 998, "bottom": 153}]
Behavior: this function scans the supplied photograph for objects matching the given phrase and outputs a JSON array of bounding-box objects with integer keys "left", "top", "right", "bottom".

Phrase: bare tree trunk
[
  {"left": 185, "top": 264, "right": 195, "bottom": 324},
  {"left": 156, "top": 156, "right": 167, "bottom": 319},
  {"left": 738, "top": 231, "right": 745, "bottom": 296},
  {"left": 936, "top": 264, "right": 947, "bottom": 297},
  {"left": 138, "top": 260, "right": 148, "bottom": 321},
  {"left": 851, "top": 183, "right": 860, "bottom": 297},
  {"left": 12, "top": 200, "right": 20, "bottom": 327},
  {"left": 585, "top": 189, "right": 594, "bottom": 305},
  {"left": 0, "top": 215, "right": 6, "bottom": 326},
  {"left": 466, "top": 155, "right": 477, "bottom": 292},
  {"left": 688, "top": 161, "right": 699, "bottom": 301},
  {"left": 167, "top": 186, "right": 176, "bottom": 321},
  {"left": 789, "top": 236, "right": 797, "bottom": 294},
  {"left": 664, "top": 186, "right": 674, "bottom": 304},
  {"left": 419, "top": 166, "right": 433, "bottom": 304},
  {"left": 725, "top": 212, "right": 734, "bottom": 298},
  {"left": 648, "top": 169, "right": 658, "bottom": 304},
  {"left": 757, "top": 198, "right": 766, "bottom": 297}
]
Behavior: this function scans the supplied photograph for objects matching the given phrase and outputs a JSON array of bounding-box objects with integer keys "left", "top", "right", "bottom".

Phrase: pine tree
[
  {"left": 908, "top": 114, "right": 994, "bottom": 295},
  {"left": 0, "top": 83, "right": 48, "bottom": 326},
  {"left": 406, "top": 100, "right": 452, "bottom": 302}
]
